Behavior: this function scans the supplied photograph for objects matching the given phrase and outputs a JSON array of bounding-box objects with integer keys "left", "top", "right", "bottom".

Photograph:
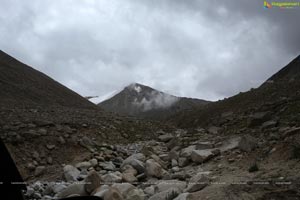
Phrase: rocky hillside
[
  {"left": 0, "top": 50, "right": 95, "bottom": 109},
  {"left": 98, "top": 83, "right": 209, "bottom": 120},
  {"left": 0, "top": 51, "right": 173, "bottom": 184},
  {"left": 169, "top": 55, "right": 300, "bottom": 129}
]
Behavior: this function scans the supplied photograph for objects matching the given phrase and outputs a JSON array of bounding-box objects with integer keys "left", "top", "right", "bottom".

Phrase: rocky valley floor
[{"left": 19, "top": 121, "right": 300, "bottom": 200}]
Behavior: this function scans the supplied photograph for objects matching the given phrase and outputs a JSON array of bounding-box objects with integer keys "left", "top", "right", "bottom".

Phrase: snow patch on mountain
[
  {"left": 128, "top": 83, "right": 142, "bottom": 93},
  {"left": 133, "top": 90, "right": 179, "bottom": 111}
]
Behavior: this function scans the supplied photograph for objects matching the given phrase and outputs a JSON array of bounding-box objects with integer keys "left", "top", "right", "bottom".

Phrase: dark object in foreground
[{"left": 0, "top": 138, "right": 102, "bottom": 200}]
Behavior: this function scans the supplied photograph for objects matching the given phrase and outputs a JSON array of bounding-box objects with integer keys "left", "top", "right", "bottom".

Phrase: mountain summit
[{"left": 98, "top": 83, "right": 209, "bottom": 119}]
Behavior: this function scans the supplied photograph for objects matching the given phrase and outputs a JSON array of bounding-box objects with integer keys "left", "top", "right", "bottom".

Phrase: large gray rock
[
  {"left": 52, "top": 183, "right": 67, "bottom": 194},
  {"left": 103, "top": 187, "right": 124, "bottom": 200},
  {"left": 84, "top": 171, "right": 102, "bottom": 194},
  {"left": 99, "top": 161, "right": 116, "bottom": 171},
  {"left": 144, "top": 186, "right": 155, "bottom": 196},
  {"left": 261, "top": 120, "right": 277, "bottom": 129},
  {"left": 158, "top": 134, "right": 173, "bottom": 142},
  {"left": 75, "top": 161, "right": 92, "bottom": 170},
  {"left": 79, "top": 136, "right": 95, "bottom": 151},
  {"left": 34, "top": 166, "right": 45, "bottom": 176},
  {"left": 185, "top": 173, "right": 210, "bottom": 192},
  {"left": 92, "top": 185, "right": 110, "bottom": 198},
  {"left": 145, "top": 159, "right": 166, "bottom": 178},
  {"left": 148, "top": 187, "right": 180, "bottom": 200},
  {"left": 191, "top": 149, "right": 215, "bottom": 163},
  {"left": 56, "top": 182, "right": 87, "bottom": 198},
  {"left": 218, "top": 135, "right": 257, "bottom": 153},
  {"left": 178, "top": 157, "right": 190, "bottom": 167},
  {"left": 63, "top": 165, "right": 80, "bottom": 181},
  {"left": 102, "top": 172, "right": 123, "bottom": 184},
  {"left": 89, "top": 158, "right": 98, "bottom": 167},
  {"left": 168, "top": 149, "right": 179, "bottom": 161},
  {"left": 126, "top": 188, "right": 145, "bottom": 200},
  {"left": 207, "top": 126, "right": 221, "bottom": 134},
  {"left": 121, "top": 154, "right": 146, "bottom": 174},
  {"left": 155, "top": 180, "right": 187, "bottom": 193},
  {"left": 112, "top": 183, "right": 135, "bottom": 197},
  {"left": 150, "top": 154, "right": 167, "bottom": 169},
  {"left": 122, "top": 172, "right": 138, "bottom": 183},
  {"left": 167, "top": 138, "right": 180, "bottom": 150},
  {"left": 237, "top": 134, "right": 257, "bottom": 152},
  {"left": 218, "top": 137, "right": 241, "bottom": 152},
  {"left": 247, "top": 112, "right": 271, "bottom": 127},
  {"left": 181, "top": 145, "right": 196, "bottom": 158},
  {"left": 121, "top": 164, "right": 138, "bottom": 183},
  {"left": 112, "top": 183, "right": 145, "bottom": 200}
]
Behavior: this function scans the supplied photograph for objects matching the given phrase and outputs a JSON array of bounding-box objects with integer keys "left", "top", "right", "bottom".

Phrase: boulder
[
  {"left": 247, "top": 112, "right": 271, "bottom": 127},
  {"left": 89, "top": 159, "right": 98, "bottom": 167},
  {"left": 102, "top": 172, "right": 123, "bottom": 184},
  {"left": 185, "top": 173, "right": 210, "bottom": 192},
  {"left": 168, "top": 149, "right": 179, "bottom": 161},
  {"left": 150, "top": 154, "right": 167, "bottom": 168},
  {"left": 155, "top": 180, "right": 187, "bottom": 193},
  {"left": 148, "top": 187, "right": 180, "bottom": 200},
  {"left": 158, "top": 134, "right": 173, "bottom": 142},
  {"left": 56, "top": 182, "right": 87, "bottom": 198},
  {"left": 122, "top": 165, "right": 138, "bottom": 176},
  {"left": 261, "top": 120, "right": 278, "bottom": 129},
  {"left": 178, "top": 157, "right": 190, "bottom": 167},
  {"left": 99, "top": 161, "right": 116, "bottom": 171},
  {"left": 75, "top": 161, "right": 92, "bottom": 170},
  {"left": 52, "top": 183, "right": 67, "bottom": 194},
  {"left": 145, "top": 159, "right": 166, "bottom": 178},
  {"left": 237, "top": 134, "right": 257, "bottom": 152},
  {"left": 34, "top": 166, "right": 45, "bottom": 176},
  {"left": 126, "top": 188, "right": 145, "bottom": 200},
  {"left": 191, "top": 149, "right": 215, "bottom": 163},
  {"left": 167, "top": 138, "right": 180, "bottom": 150},
  {"left": 84, "top": 171, "right": 102, "bottom": 194},
  {"left": 63, "top": 165, "right": 80, "bottom": 181},
  {"left": 79, "top": 136, "right": 95, "bottom": 149},
  {"left": 171, "top": 159, "right": 178, "bottom": 167},
  {"left": 122, "top": 171, "right": 138, "bottom": 183},
  {"left": 103, "top": 187, "right": 124, "bottom": 200},
  {"left": 112, "top": 183, "right": 135, "bottom": 197},
  {"left": 92, "top": 185, "right": 110, "bottom": 197},
  {"left": 46, "top": 144, "right": 55, "bottom": 150},
  {"left": 144, "top": 186, "right": 155, "bottom": 196},
  {"left": 121, "top": 154, "right": 146, "bottom": 174},
  {"left": 207, "top": 126, "right": 221, "bottom": 134},
  {"left": 181, "top": 145, "right": 196, "bottom": 158}
]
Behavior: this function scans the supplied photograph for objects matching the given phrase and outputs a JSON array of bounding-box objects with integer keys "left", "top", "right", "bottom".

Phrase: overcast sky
[{"left": 1, "top": 0, "right": 299, "bottom": 102}]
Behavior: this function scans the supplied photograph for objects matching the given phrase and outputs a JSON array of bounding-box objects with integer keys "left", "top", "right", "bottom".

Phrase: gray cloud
[{"left": 0, "top": 0, "right": 299, "bottom": 102}]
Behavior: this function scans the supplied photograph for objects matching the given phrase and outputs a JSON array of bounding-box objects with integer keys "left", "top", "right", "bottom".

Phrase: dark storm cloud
[{"left": 0, "top": 0, "right": 299, "bottom": 102}]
